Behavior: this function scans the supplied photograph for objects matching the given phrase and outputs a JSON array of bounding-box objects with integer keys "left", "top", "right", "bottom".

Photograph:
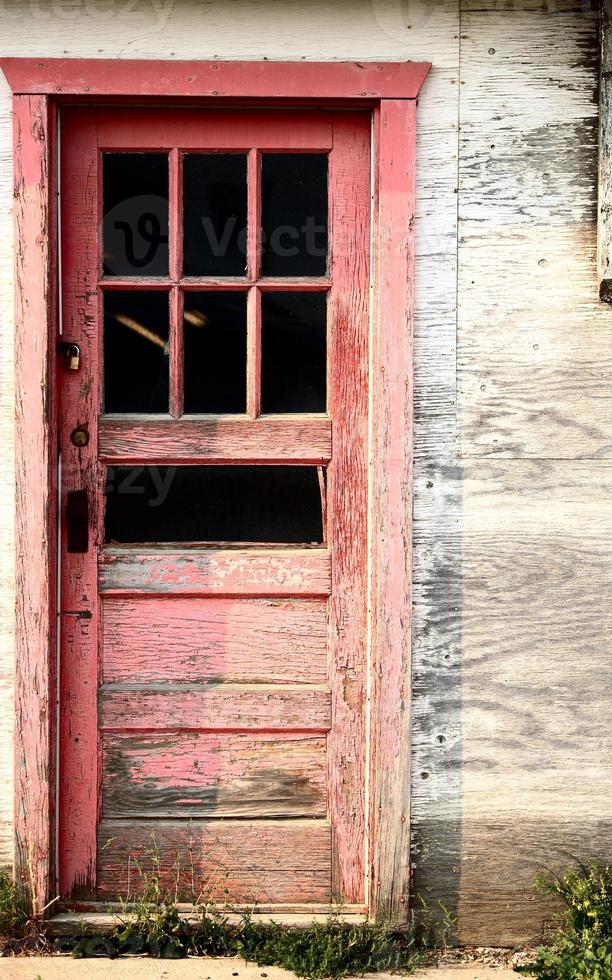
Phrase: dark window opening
[
  {"left": 105, "top": 465, "right": 325, "bottom": 544},
  {"left": 103, "top": 153, "right": 169, "bottom": 277},
  {"left": 261, "top": 291, "right": 327, "bottom": 413},
  {"left": 183, "top": 154, "right": 247, "bottom": 277},
  {"left": 261, "top": 154, "right": 328, "bottom": 277},
  {"left": 103, "top": 291, "right": 170, "bottom": 414},
  {"left": 183, "top": 291, "right": 247, "bottom": 414}
]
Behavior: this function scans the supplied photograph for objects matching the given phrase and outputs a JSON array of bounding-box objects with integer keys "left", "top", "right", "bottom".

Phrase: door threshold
[{"left": 47, "top": 905, "right": 369, "bottom": 936}]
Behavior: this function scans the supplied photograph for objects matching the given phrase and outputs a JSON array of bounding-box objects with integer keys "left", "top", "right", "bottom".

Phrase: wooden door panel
[
  {"left": 60, "top": 106, "right": 370, "bottom": 907},
  {"left": 102, "top": 597, "right": 328, "bottom": 685},
  {"left": 97, "top": 819, "right": 331, "bottom": 903},
  {"left": 99, "top": 548, "right": 332, "bottom": 595},
  {"left": 102, "top": 732, "right": 327, "bottom": 818},
  {"left": 99, "top": 684, "right": 331, "bottom": 731}
]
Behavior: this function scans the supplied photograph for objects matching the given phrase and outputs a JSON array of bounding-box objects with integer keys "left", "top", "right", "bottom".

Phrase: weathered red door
[{"left": 58, "top": 106, "right": 370, "bottom": 910}]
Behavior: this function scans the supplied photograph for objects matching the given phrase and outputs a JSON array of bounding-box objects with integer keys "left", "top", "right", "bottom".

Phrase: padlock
[
  {"left": 68, "top": 347, "right": 80, "bottom": 371},
  {"left": 57, "top": 341, "right": 81, "bottom": 371}
]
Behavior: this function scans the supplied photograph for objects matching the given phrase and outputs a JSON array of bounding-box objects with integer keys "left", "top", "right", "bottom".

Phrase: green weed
[
  {"left": 517, "top": 861, "right": 612, "bottom": 980},
  {"left": 0, "top": 871, "right": 27, "bottom": 938}
]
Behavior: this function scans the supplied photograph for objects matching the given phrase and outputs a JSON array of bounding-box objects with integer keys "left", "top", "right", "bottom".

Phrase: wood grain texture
[
  {"left": 99, "top": 683, "right": 331, "bottom": 731},
  {"left": 368, "top": 100, "right": 417, "bottom": 925},
  {"left": 599, "top": 0, "right": 612, "bottom": 298},
  {"left": 99, "top": 417, "right": 331, "bottom": 463},
  {"left": 99, "top": 548, "right": 331, "bottom": 596},
  {"left": 0, "top": 74, "right": 14, "bottom": 869},
  {"left": 412, "top": 460, "right": 612, "bottom": 943},
  {"left": 13, "top": 93, "right": 55, "bottom": 913},
  {"left": 458, "top": 3, "right": 608, "bottom": 459},
  {"left": 413, "top": 818, "right": 612, "bottom": 946},
  {"left": 58, "top": 108, "right": 101, "bottom": 900},
  {"left": 102, "top": 597, "right": 328, "bottom": 685},
  {"left": 102, "top": 732, "right": 327, "bottom": 819},
  {"left": 97, "top": 819, "right": 331, "bottom": 903},
  {"left": 326, "top": 112, "right": 370, "bottom": 905}
]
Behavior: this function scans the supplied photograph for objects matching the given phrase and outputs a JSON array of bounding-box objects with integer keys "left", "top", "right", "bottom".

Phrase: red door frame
[{"left": 1, "top": 57, "right": 430, "bottom": 923}]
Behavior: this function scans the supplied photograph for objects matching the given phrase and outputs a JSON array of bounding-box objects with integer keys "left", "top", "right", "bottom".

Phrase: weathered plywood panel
[
  {"left": 412, "top": 459, "right": 612, "bottom": 943},
  {"left": 102, "top": 597, "right": 328, "bottom": 685},
  {"left": 102, "top": 731, "right": 327, "bottom": 819},
  {"left": 97, "top": 819, "right": 331, "bottom": 903},
  {"left": 413, "top": 818, "right": 612, "bottom": 946},
  {"left": 457, "top": 1, "right": 609, "bottom": 459},
  {"left": 457, "top": 225, "right": 612, "bottom": 457},
  {"left": 99, "top": 683, "right": 331, "bottom": 731}
]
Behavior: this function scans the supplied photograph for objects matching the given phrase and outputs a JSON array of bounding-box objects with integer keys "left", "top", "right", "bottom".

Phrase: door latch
[
  {"left": 66, "top": 489, "right": 89, "bottom": 553},
  {"left": 57, "top": 340, "right": 81, "bottom": 371}
]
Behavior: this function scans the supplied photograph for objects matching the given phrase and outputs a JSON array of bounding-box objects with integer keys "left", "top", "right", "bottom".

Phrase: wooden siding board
[
  {"left": 412, "top": 459, "right": 612, "bottom": 944},
  {"left": 413, "top": 819, "right": 612, "bottom": 947},
  {"left": 102, "top": 732, "right": 327, "bottom": 819},
  {"left": 102, "top": 597, "right": 328, "bottom": 685},
  {"left": 457, "top": 3, "right": 608, "bottom": 460}
]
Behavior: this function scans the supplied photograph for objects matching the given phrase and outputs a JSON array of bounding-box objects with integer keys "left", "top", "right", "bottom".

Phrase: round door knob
[{"left": 71, "top": 428, "right": 89, "bottom": 448}]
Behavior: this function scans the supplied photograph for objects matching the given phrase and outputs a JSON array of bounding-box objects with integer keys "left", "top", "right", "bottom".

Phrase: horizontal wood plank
[
  {"left": 1, "top": 59, "right": 430, "bottom": 100},
  {"left": 99, "top": 549, "right": 331, "bottom": 596},
  {"left": 102, "top": 597, "right": 328, "bottom": 685},
  {"left": 99, "top": 417, "right": 331, "bottom": 463},
  {"left": 99, "top": 683, "right": 331, "bottom": 731},
  {"left": 97, "top": 818, "right": 331, "bottom": 902},
  {"left": 102, "top": 732, "right": 327, "bottom": 818}
]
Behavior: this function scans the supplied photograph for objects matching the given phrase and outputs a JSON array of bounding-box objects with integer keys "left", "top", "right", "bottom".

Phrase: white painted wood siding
[{"left": 0, "top": 0, "right": 610, "bottom": 944}]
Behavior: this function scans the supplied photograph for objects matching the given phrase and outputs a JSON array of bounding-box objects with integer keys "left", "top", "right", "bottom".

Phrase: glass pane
[
  {"left": 183, "top": 292, "right": 247, "bottom": 414},
  {"left": 262, "top": 292, "right": 327, "bottom": 413},
  {"left": 103, "top": 291, "right": 169, "bottom": 414},
  {"left": 103, "top": 154, "right": 169, "bottom": 277},
  {"left": 183, "top": 154, "right": 247, "bottom": 276},
  {"left": 261, "top": 154, "right": 328, "bottom": 277},
  {"left": 105, "top": 465, "right": 324, "bottom": 544}
]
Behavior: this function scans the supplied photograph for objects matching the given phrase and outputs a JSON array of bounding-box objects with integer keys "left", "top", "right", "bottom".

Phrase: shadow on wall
[{"left": 410, "top": 459, "right": 463, "bottom": 944}]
